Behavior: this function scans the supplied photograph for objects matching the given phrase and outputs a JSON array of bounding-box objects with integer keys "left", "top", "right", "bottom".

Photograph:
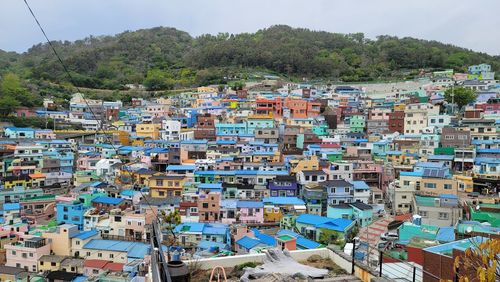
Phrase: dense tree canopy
[
  {"left": 444, "top": 87, "right": 477, "bottom": 109},
  {"left": 1, "top": 25, "right": 500, "bottom": 90}
]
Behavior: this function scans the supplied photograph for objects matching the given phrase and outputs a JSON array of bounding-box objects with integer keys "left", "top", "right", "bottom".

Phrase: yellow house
[
  {"left": 2, "top": 175, "right": 32, "bottom": 189},
  {"left": 0, "top": 266, "right": 24, "bottom": 281},
  {"left": 290, "top": 156, "right": 319, "bottom": 175},
  {"left": 42, "top": 224, "right": 80, "bottom": 256},
  {"left": 149, "top": 175, "right": 186, "bottom": 198},
  {"left": 264, "top": 205, "right": 283, "bottom": 222},
  {"left": 393, "top": 104, "right": 406, "bottom": 111},
  {"left": 38, "top": 255, "right": 66, "bottom": 272},
  {"left": 197, "top": 86, "right": 218, "bottom": 93},
  {"left": 252, "top": 152, "right": 281, "bottom": 163},
  {"left": 420, "top": 177, "right": 458, "bottom": 196},
  {"left": 454, "top": 175, "right": 473, "bottom": 193},
  {"left": 136, "top": 123, "right": 161, "bottom": 140}
]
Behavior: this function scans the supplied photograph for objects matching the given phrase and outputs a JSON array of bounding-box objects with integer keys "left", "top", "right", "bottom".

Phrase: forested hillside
[{"left": 1, "top": 25, "right": 499, "bottom": 91}]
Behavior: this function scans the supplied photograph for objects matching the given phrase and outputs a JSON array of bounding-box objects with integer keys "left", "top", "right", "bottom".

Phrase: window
[
  {"left": 98, "top": 253, "right": 102, "bottom": 258},
  {"left": 51, "top": 262, "right": 56, "bottom": 266},
  {"left": 444, "top": 184, "right": 452, "bottom": 190},
  {"left": 403, "top": 180, "right": 410, "bottom": 186},
  {"left": 93, "top": 269, "right": 99, "bottom": 274},
  {"left": 202, "top": 203, "right": 209, "bottom": 209},
  {"left": 402, "top": 195, "right": 407, "bottom": 199},
  {"left": 110, "top": 254, "right": 114, "bottom": 259},
  {"left": 424, "top": 183, "right": 436, "bottom": 189},
  {"left": 86, "top": 252, "right": 91, "bottom": 256},
  {"left": 12, "top": 251, "right": 16, "bottom": 255},
  {"left": 438, "top": 212, "right": 449, "bottom": 220},
  {"left": 344, "top": 188, "right": 350, "bottom": 193},
  {"left": 75, "top": 240, "right": 80, "bottom": 245}
]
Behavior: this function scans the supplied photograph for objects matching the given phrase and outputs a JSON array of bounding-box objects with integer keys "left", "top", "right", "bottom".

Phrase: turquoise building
[
  {"left": 327, "top": 202, "right": 373, "bottom": 227},
  {"left": 349, "top": 115, "right": 365, "bottom": 133}
]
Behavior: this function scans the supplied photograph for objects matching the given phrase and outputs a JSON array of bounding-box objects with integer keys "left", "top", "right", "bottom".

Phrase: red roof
[
  {"left": 104, "top": 262, "right": 124, "bottom": 272},
  {"left": 320, "top": 143, "right": 341, "bottom": 149},
  {"left": 84, "top": 259, "right": 110, "bottom": 268},
  {"left": 395, "top": 213, "right": 413, "bottom": 222}
]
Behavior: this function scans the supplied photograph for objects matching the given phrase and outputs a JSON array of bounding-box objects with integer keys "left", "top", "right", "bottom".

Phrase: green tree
[
  {"left": 0, "top": 73, "right": 28, "bottom": 97},
  {"left": 144, "top": 69, "right": 169, "bottom": 91},
  {"left": 445, "top": 87, "right": 477, "bottom": 109},
  {"left": 318, "top": 229, "right": 342, "bottom": 245},
  {"left": 0, "top": 95, "right": 20, "bottom": 116},
  {"left": 161, "top": 210, "right": 181, "bottom": 261}
]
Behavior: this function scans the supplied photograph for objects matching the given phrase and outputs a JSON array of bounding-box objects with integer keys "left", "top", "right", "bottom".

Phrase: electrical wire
[{"left": 22, "top": 0, "right": 164, "bottom": 224}]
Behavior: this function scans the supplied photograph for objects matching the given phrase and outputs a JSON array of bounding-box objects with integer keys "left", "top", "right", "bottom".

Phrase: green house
[{"left": 312, "top": 125, "right": 329, "bottom": 136}]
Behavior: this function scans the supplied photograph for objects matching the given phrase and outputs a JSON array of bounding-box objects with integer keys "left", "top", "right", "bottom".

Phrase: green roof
[
  {"left": 22, "top": 195, "right": 55, "bottom": 201},
  {"left": 470, "top": 207, "right": 500, "bottom": 227},
  {"left": 415, "top": 195, "right": 438, "bottom": 207},
  {"left": 278, "top": 235, "right": 295, "bottom": 241}
]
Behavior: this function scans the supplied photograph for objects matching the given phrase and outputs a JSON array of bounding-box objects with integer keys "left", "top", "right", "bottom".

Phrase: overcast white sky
[{"left": 1, "top": 0, "right": 499, "bottom": 55}]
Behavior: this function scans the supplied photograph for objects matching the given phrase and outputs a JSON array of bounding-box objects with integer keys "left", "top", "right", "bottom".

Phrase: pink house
[
  {"left": 236, "top": 201, "right": 264, "bottom": 224},
  {"left": 15, "top": 107, "right": 36, "bottom": 118},
  {"left": 34, "top": 130, "right": 56, "bottom": 139},
  {"left": 5, "top": 236, "right": 51, "bottom": 272},
  {"left": 77, "top": 153, "right": 101, "bottom": 170}
]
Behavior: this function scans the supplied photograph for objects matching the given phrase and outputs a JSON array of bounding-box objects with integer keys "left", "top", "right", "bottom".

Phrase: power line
[{"left": 21, "top": 0, "right": 163, "bottom": 223}]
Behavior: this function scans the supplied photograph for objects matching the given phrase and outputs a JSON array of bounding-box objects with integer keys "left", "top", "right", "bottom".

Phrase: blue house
[
  {"left": 56, "top": 201, "right": 86, "bottom": 230},
  {"left": 294, "top": 214, "right": 355, "bottom": 242},
  {"left": 3, "top": 127, "right": 35, "bottom": 139},
  {"left": 327, "top": 202, "right": 373, "bottom": 227},
  {"left": 322, "top": 180, "right": 354, "bottom": 205}
]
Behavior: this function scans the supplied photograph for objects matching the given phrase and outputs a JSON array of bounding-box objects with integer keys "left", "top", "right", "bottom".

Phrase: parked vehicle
[{"left": 380, "top": 232, "right": 399, "bottom": 241}]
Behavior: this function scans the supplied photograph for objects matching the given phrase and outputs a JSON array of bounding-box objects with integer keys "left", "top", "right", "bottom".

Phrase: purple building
[{"left": 268, "top": 175, "right": 298, "bottom": 197}]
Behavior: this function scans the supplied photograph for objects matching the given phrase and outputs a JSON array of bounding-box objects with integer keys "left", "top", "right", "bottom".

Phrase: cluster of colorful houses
[{"left": 0, "top": 64, "right": 498, "bottom": 281}]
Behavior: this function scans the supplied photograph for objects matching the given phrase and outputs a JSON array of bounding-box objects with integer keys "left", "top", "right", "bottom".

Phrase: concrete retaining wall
[{"left": 185, "top": 248, "right": 383, "bottom": 282}]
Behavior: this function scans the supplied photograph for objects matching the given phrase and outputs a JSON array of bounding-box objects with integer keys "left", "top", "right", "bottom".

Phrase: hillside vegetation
[{"left": 1, "top": 25, "right": 499, "bottom": 92}]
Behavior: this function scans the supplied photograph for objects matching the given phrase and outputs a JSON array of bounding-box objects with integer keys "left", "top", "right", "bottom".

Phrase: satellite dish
[{"left": 466, "top": 226, "right": 473, "bottom": 233}]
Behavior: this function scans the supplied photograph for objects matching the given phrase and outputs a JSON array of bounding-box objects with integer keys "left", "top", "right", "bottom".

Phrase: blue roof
[
  {"left": 386, "top": 150, "right": 402, "bottom": 155},
  {"left": 216, "top": 140, "right": 237, "bottom": 145},
  {"left": 198, "top": 183, "right": 223, "bottom": 189},
  {"left": 440, "top": 194, "right": 458, "bottom": 199},
  {"left": 166, "top": 165, "right": 196, "bottom": 171},
  {"left": 174, "top": 223, "right": 205, "bottom": 233},
  {"left": 436, "top": 227, "right": 456, "bottom": 242},
  {"left": 297, "top": 237, "right": 322, "bottom": 249},
  {"left": 197, "top": 240, "right": 229, "bottom": 251},
  {"left": 351, "top": 181, "right": 370, "bottom": 190},
  {"left": 120, "top": 190, "right": 137, "bottom": 197},
  {"left": 237, "top": 201, "right": 264, "bottom": 208},
  {"left": 202, "top": 226, "right": 228, "bottom": 236},
  {"left": 296, "top": 214, "right": 332, "bottom": 225},
  {"left": 236, "top": 236, "right": 262, "bottom": 249},
  {"left": 262, "top": 197, "right": 305, "bottom": 205},
  {"left": 73, "top": 229, "right": 99, "bottom": 240},
  {"left": 474, "top": 157, "right": 500, "bottom": 165},
  {"left": 3, "top": 203, "right": 20, "bottom": 211},
  {"left": 400, "top": 171, "right": 424, "bottom": 177},
  {"left": 252, "top": 229, "right": 276, "bottom": 246},
  {"left": 477, "top": 149, "right": 500, "bottom": 154},
  {"left": 91, "top": 196, "right": 124, "bottom": 205},
  {"left": 415, "top": 162, "right": 445, "bottom": 168},
  {"left": 296, "top": 214, "right": 354, "bottom": 232},
  {"left": 83, "top": 239, "right": 150, "bottom": 258},
  {"left": 180, "top": 140, "right": 207, "bottom": 145},
  {"left": 4, "top": 127, "right": 35, "bottom": 132}
]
